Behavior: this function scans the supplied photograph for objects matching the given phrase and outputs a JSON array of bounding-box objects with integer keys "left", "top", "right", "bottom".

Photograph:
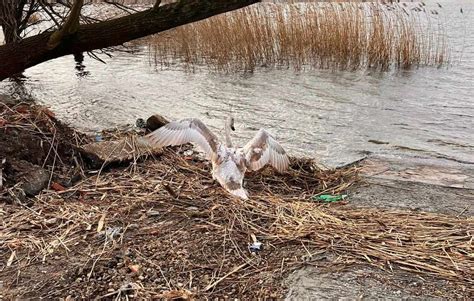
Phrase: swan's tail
[{"left": 228, "top": 188, "right": 249, "bottom": 200}]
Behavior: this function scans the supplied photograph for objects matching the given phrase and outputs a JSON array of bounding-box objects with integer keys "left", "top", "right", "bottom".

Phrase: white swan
[{"left": 141, "top": 117, "right": 290, "bottom": 199}]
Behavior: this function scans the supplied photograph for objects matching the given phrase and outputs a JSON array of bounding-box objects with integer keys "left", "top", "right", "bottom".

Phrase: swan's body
[{"left": 142, "top": 117, "right": 290, "bottom": 199}]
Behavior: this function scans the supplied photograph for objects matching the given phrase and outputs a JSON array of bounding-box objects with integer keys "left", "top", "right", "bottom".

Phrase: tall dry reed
[{"left": 147, "top": 1, "right": 448, "bottom": 72}]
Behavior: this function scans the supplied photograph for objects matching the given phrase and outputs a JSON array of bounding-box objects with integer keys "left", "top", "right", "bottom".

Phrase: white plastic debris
[{"left": 248, "top": 234, "right": 263, "bottom": 253}]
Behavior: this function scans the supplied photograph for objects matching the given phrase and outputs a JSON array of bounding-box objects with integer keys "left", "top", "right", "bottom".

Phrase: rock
[
  {"left": 4, "top": 159, "right": 50, "bottom": 197},
  {"left": 146, "top": 114, "right": 169, "bottom": 132},
  {"left": 20, "top": 165, "right": 50, "bottom": 196}
]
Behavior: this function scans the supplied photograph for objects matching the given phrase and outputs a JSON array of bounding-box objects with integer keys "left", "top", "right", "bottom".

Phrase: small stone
[
  {"left": 146, "top": 114, "right": 169, "bottom": 131},
  {"left": 138, "top": 275, "right": 145, "bottom": 281},
  {"left": 20, "top": 165, "right": 50, "bottom": 196}
]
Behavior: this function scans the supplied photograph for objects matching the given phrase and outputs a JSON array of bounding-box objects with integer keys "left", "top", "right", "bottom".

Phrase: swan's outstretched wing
[
  {"left": 143, "top": 118, "right": 219, "bottom": 158},
  {"left": 243, "top": 129, "right": 289, "bottom": 172}
]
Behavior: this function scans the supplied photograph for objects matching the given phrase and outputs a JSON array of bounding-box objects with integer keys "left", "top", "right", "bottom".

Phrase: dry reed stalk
[
  {"left": 1, "top": 141, "right": 472, "bottom": 298},
  {"left": 147, "top": 1, "right": 448, "bottom": 72},
  {"left": 1, "top": 104, "right": 471, "bottom": 298}
]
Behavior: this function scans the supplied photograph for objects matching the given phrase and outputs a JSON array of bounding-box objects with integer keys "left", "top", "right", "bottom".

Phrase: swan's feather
[
  {"left": 243, "top": 129, "right": 289, "bottom": 172},
  {"left": 144, "top": 118, "right": 219, "bottom": 158}
]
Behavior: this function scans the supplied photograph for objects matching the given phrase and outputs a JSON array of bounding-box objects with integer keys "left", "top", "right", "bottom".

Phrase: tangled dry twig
[{"left": 0, "top": 103, "right": 472, "bottom": 299}]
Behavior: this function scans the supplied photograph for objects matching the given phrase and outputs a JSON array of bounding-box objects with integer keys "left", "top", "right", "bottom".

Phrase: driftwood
[
  {"left": 146, "top": 114, "right": 169, "bottom": 131},
  {"left": 79, "top": 136, "right": 162, "bottom": 168}
]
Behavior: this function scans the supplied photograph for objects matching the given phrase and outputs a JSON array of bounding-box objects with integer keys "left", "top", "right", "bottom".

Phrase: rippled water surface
[{"left": 1, "top": 0, "right": 473, "bottom": 167}]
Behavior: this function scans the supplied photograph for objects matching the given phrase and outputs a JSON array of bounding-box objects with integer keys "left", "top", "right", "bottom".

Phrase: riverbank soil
[
  {"left": 0, "top": 97, "right": 89, "bottom": 202},
  {"left": 1, "top": 101, "right": 472, "bottom": 299}
]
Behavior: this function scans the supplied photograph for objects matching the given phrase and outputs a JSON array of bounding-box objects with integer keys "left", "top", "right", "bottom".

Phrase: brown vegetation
[
  {"left": 1, "top": 102, "right": 472, "bottom": 299},
  {"left": 148, "top": 2, "right": 449, "bottom": 72}
]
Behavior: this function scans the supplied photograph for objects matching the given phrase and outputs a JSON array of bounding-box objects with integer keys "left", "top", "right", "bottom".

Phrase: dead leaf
[
  {"left": 159, "top": 289, "right": 193, "bottom": 300},
  {"left": 15, "top": 105, "right": 29, "bottom": 114},
  {"left": 51, "top": 182, "right": 66, "bottom": 191},
  {"left": 42, "top": 108, "right": 56, "bottom": 118},
  {"left": 97, "top": 213, "right": 106, "bottom": 233}
]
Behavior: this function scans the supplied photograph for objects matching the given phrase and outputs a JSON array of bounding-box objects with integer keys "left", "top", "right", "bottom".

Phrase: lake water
[{"left": 1, "top": 0, "right": 473, "bottom": 167}]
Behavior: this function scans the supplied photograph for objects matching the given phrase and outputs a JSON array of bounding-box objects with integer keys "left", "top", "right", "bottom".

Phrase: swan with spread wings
[{"left": 141, "top": 117, "right": 290, "bottom": 199}]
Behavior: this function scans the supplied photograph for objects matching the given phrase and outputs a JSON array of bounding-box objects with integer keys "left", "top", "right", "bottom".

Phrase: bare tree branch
[
  {"left": 104, "top": 0, "right": 141, "bottom": 14},
  {"left": 47, "top": 0, "right": 84, "bottom": 49},
  {"left": 153, "top": 0, "right": 162, "bottom": 10},
  {"left": 0, "top": 0, "right": 260, "bottom": 80}
]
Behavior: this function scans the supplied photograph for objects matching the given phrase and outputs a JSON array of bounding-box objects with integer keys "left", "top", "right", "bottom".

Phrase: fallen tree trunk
[{"left": 0, "top": 0, "right": 259, "bottom": 81}]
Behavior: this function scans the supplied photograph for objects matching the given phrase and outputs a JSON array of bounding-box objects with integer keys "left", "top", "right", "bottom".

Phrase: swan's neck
[{"left": 225, "top": 122, "right": 233, "bottom": 148}]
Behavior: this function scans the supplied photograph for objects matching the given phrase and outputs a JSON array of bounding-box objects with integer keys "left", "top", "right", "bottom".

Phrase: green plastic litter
[{"left": 313, "top": 194, "right": 347, "bottom": 203}]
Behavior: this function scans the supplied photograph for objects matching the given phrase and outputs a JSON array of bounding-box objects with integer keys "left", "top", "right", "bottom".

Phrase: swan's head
[{"left": 227, "top": 116, "right": 235, "bottom": 131}]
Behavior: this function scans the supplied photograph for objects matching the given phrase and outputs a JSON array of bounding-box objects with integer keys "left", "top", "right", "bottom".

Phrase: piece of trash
[
  {"left": 312, "top": 194, "right": 348, "bottom": 203},
  {"left": 104, "top": 226, "right": 122, "bottom": 240},
  {"left": 97, "top": 226, "right": 122, "bottom": 243},
  {"left": 248, "top": 234, "right": 263, "bottom": 253},
  {"left": 249, "top": 241, "right": 263, "bottom": 253},
  {"left": 184, "top": 150, "right": 193, "bottom": 156},
  {"left": 94, "top": 133, "right": 103, "bottom": 142}
]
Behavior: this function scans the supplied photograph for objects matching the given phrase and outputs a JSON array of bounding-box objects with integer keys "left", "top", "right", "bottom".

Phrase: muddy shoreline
[
  {"left": 287, "top": 157, "right": 473, "bottom": 300},
  {"left": 1, "top": 98, "right": 472, "bottom": 299}
]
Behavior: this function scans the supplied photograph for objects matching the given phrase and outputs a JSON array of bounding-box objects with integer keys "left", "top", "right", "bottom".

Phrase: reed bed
[
  {"left": 1, "top": 103, "right": 472, "bottom": 298},
  {"left": 148, "top": 1, "right": 449, "bottom": 72}
]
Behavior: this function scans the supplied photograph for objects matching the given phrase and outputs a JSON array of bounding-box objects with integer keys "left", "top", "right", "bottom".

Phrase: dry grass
[
  {"left": 1, "top": 104, "right": 473, "bottom": 299},
  {"left": 1, "top": 148, "right": 472, "bottom": 298},
  {"left": 0, "top": 100, "right": 472, "bottom": 297},
  {"left": 148, "top": 1, "right": 449, "bottom": 72}
]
